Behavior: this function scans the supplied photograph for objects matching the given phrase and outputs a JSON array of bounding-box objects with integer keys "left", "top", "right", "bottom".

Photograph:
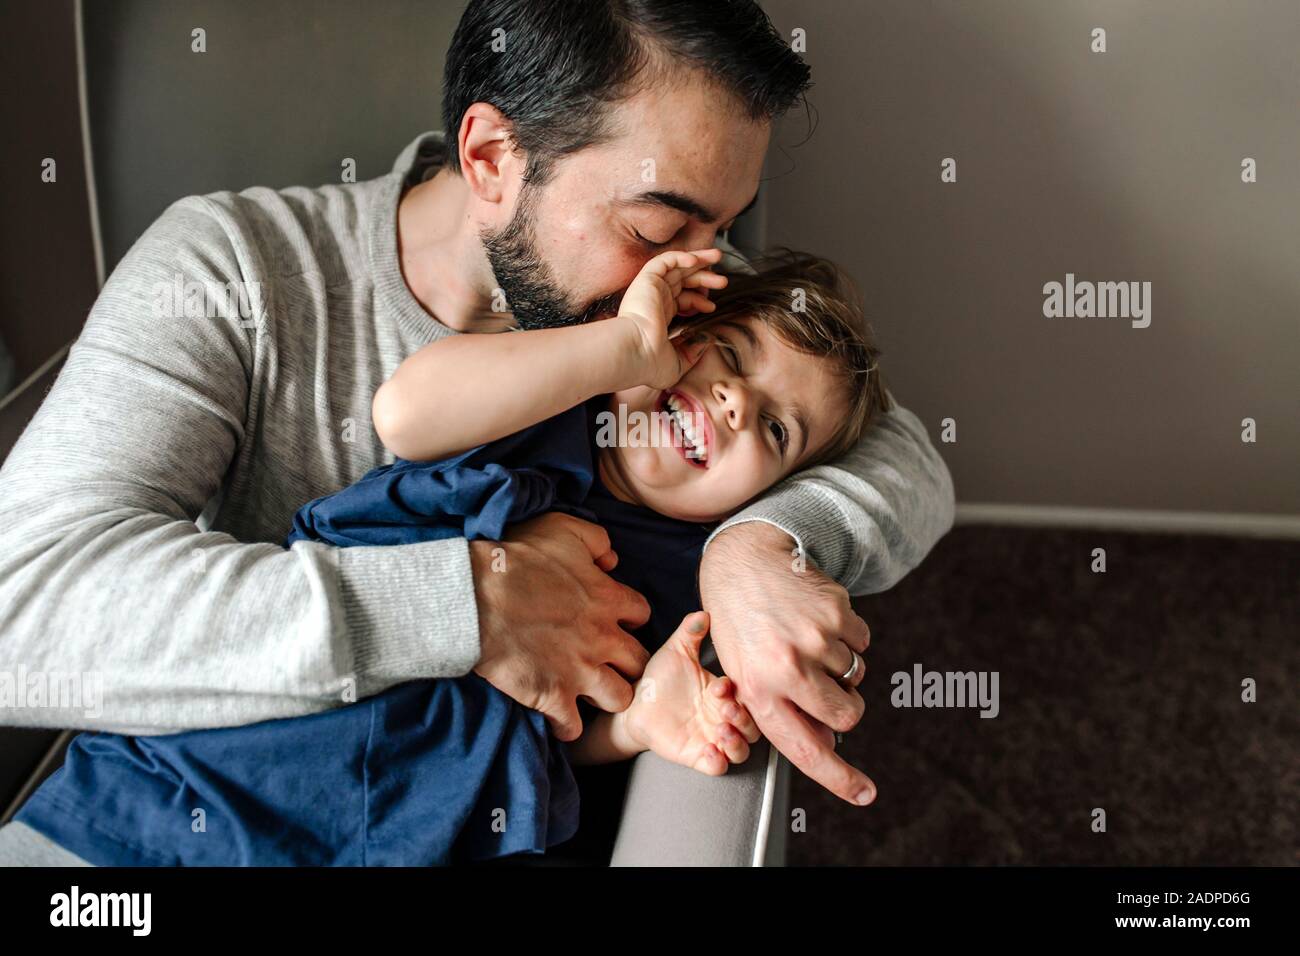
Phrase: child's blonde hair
[{"left": 675, "top": 250, "right": 891, "bottom": 468}]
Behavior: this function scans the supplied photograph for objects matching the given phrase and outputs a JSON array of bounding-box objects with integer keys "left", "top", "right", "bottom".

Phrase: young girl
[{"left": 13, "top": 250, "right": 890, "bottom": 865}]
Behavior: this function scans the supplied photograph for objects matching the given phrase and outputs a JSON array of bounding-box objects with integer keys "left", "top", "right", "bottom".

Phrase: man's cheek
[
  {"left": 601, "top": 242, "right": 656, "bottom": 283},
  {"left": 567, "top": 244, "right": 642, "bottom": 296}
]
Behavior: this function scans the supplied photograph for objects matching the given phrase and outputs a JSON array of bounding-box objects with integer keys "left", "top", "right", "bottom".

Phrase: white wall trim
[{"left": 956, "top": 503, "right": 1300, "bottom": 540}]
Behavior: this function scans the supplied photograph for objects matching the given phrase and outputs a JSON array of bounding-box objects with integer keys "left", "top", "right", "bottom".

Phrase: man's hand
[
  {"left": 698, "top": 522, "right": 875, "bottom": 806},
  {"left": 470, "top": 512, "right": 652, "bottom": 742}
]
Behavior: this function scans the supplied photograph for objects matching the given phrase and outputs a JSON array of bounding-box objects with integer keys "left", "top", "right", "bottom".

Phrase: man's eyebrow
[{"left": 623, "top": 189, "right": 760, "bottom": 225}]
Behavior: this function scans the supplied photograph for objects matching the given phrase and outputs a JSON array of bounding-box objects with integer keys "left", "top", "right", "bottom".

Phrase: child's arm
[
  {"left": 567, "top": 709, "right": 643, "bottom": 765},
  {"left": 372, "top": 248, "right": 727, "bottom": 461}
]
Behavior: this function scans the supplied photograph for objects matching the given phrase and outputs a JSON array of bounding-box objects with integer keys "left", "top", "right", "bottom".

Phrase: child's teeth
[{"left": 666, "top": 394, "right": 706, "bottom": 461}]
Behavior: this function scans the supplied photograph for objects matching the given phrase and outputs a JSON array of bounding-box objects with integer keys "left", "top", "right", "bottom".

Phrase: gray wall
[
  {"left": 762, "top": 0, "right": 1298, "bottom": 516},
  {"left": 83, "top": 0, "right": 464, "bottom": 271},
  {"left": 0, "top": 0, "right": 97, "bottom": 401}
]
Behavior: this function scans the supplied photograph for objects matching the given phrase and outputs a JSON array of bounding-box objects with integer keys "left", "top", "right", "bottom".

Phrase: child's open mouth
[{"left": 656, "top": 389, "right": 711, "bottom": 468}]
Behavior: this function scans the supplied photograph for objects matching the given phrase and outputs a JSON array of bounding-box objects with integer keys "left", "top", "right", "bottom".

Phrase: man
[{"left": 0, "top": 0, "right": 951, "bottom": 844}]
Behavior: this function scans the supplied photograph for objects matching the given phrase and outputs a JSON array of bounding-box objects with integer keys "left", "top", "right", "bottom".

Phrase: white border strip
[
  {"left": 956, "top": 503, "right": 1300, "bottom": 540},
  {"left": 750, "top": 744, "right": 780, "bottom": 867},
  {"left": 74, "top": 0, "right": 105, "bottom": 289}
]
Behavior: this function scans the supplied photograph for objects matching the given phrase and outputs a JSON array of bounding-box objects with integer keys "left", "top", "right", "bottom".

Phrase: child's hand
[
  {"left": 618, "top": 249, "right": 729, "bottom": 389},
  {"left": 620, "top": 611, "right": 761, "bottom": 776}
]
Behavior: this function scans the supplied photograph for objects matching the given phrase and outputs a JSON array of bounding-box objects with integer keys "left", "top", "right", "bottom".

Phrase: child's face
[{"left": 601, "top": 316, "right": 845, "bottom": 523}]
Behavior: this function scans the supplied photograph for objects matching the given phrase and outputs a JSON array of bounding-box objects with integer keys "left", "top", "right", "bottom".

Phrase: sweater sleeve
[
  {"left": 0, "top": 199, "right": 480, "bottom": 735},
  {"left": 703, "top": 395, "right": 955, "bottom": 596}
]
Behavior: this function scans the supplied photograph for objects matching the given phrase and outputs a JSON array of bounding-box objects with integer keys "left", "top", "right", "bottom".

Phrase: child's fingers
[
  {"left": 646, "top": 249, "right": 713, "bottom": 277},
  {"left": 669, "top": 611, "right": 710, "bottom": 660},
  {"left": 646, "top": 249, "right": 725, "bottom": 290},
  {"left": 693, "top": 744, "right": 728, "bottom": 777},
  {"left": 673, "top": 333, "right": 711, "bottom": 368},
  {"left": 730, "top": 706, "right": 761, "bottom": 744},
  {"left": 676, "top": 290, "right": 716, "bottom": 316},
  {"left": 682, "top": 270, "right": 728, "bottom": 291},
  {"left": 716, "top": 724, "right": 751, "bottom": 765},
  {"left": 711, "top": 680, "right": 761, "bottom": 743},
  {"left": 664, "top": 247, "right": 721, "bottom": 268},
  {"left": 674, "top": 263, "right": 726, "bottom": 293}
]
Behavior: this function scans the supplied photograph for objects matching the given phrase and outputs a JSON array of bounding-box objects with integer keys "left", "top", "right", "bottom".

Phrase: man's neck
[{"left": 396, "top": 169, "right": 515, "bottom": 334}]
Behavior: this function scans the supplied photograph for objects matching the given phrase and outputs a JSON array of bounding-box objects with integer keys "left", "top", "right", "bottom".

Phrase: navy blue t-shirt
[{"left": 16, "top": 398, "right": 713, "bottom": 866}]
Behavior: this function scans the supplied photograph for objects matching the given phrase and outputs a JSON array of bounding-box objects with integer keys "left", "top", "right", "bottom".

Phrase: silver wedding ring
[{"left": 839, "top": 650, "right": 861, "bottom": 683}]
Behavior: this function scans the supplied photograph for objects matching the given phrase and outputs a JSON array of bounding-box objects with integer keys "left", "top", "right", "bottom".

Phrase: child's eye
[
  {"left": 719, "top": 339, "right": 741, "bottom": 372},
  {"left": 767, "top": 417, "right": 789, "bottom": 455}
]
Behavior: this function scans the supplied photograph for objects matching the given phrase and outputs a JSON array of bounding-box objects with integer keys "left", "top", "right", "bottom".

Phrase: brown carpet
[{"left": 788, "top": 525, "right": 1299, "bottom": 865}]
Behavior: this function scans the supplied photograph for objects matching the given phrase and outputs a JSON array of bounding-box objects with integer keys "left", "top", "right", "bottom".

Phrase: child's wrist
[
  {"left": 605, "top": 313, "right": 656, "bottom": 391},
  {"left": 611, "top": 706, "right": 648, "bottom": 757}
]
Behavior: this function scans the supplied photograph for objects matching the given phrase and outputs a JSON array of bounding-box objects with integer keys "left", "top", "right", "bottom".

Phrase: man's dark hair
[{"left": 441, "top": 0, "right": 811, "bottom": 185}]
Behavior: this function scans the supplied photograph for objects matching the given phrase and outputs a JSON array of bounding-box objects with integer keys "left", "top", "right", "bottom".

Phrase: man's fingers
[
  {"left": 606, "top": 579, "right": 652, "bottom": 629},
  {"left": 547, "top": 512, "right": 612, "bottom": 562},
  {"left": 582, "top": 663, "right": 637, "bottom": 715},
  {"left": 797, "top": 668, "right": 866, "bottom": 733},
  {"left": 603, "top": 626, "right": 651, "bottom": 680},
  {"left": 808, "top": 712, "right": 837, "bottom": 750},
  {"left": 762, "top": 699, "right": 877, "bottom": 806},
  {"left": 841, "top": 610, "right": 871, "bottom": 654},
  {"left": 543, "top": 699, "right": 584, "bottom": 744},
  {"left": 824, "top": 644, "right": 866, "bottom": 689}
]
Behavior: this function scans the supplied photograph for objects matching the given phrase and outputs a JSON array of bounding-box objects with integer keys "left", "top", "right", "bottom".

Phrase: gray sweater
[{"left": 0, "top": 132, "right": 954, "bottom": 735}]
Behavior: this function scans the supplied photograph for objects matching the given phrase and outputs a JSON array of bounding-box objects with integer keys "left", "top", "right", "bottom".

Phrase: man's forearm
[
  {"left": 0, "top": 496, "right": 480, "bottom": 734},
  {"left": 0, "top": 197, "right": 482, "bottom": 735}
]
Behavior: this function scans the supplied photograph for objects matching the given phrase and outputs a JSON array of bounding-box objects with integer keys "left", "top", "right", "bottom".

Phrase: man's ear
[{"left": 456, "top": 102, "right": 523, "bottom": 206}]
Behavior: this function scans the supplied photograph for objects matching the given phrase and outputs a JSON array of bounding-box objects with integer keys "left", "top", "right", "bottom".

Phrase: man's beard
[{"left": 481, "top": 185, "right": 622, "bottom": 331}]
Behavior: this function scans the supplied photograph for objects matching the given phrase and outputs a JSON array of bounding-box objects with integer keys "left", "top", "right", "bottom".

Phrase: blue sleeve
[{"left": 285, "top": 405, "right": 596, "bottom": 549}]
